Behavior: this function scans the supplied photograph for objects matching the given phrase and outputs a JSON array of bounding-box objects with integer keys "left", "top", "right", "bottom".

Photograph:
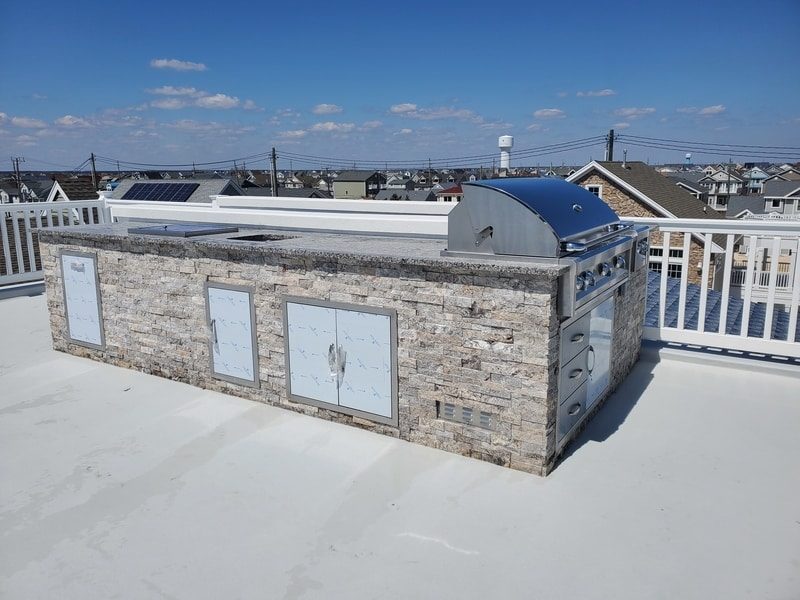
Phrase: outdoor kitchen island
[{"left": 39, "top": 187, "right": 647, "bottom": 476}]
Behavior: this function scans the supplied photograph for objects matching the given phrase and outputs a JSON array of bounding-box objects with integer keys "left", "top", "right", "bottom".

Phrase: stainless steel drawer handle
[
  {"left": 569, "top": 369, "right": 583, "bottom": 379},
  {"left": 570, "top": 333, "right": 585, "bottom": 343},
  {"left": 568, "top": 403, "right": 581, "bottom": 416}
]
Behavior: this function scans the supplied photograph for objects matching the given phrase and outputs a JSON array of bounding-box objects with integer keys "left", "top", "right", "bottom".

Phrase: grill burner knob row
[
  {"left": 575, "top": 274, "right": 586, "bottom": 291},
  {"left": 615, "top": 255, "right": 626, "bottom": 269},
  {"left": 582, "top": 271, "right": 596, "bottom": 287},
  {"left": 597, "top": 262, "right": 612, "bottom": 277}
]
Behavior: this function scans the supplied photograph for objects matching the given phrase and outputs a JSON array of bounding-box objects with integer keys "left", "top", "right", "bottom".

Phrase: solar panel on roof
[{"left": 121, "top": 182, "right": 200, "bottom": 202}]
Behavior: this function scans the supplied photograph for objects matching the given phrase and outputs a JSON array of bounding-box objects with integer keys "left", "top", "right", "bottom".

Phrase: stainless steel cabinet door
[
  {"left": 336, "top": 308, "right": 393, "bottom": 419},
  {"left": 60, "top": 252, "right": 104, "bottom": 348},
  {"left": 285, "top": 302, "right": 339, "bottom": 405},
  {"left": 587, "top": 295, "right": 614, "bottom": 409},
  {"left": 207, "top": 285, "right": 258, "bottom": 386}
]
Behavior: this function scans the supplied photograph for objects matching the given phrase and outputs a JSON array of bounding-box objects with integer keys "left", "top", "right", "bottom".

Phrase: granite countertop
[{"left": 39, "top": 222, "right": 567, "bottom": 277}]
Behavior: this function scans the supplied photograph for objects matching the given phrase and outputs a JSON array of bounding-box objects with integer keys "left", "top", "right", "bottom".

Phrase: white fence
[
  {"left": 627, "top": 216, "right": 800, "bottom": 358},
  {"left": 0, "top": 200, "right": 111, "bottom": 286}
]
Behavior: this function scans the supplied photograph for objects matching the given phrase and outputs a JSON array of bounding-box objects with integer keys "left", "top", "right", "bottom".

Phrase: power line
[
  {"left": 615, "top": 138, "right": 799, "bottom": 161},
  {"left": 618, "top": 134, "right": 800, "bottom": 151}
]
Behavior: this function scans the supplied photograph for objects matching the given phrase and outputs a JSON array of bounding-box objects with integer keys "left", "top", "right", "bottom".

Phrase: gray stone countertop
[{"left": 39, "top": 222, "right": 567, "bottom": 277}]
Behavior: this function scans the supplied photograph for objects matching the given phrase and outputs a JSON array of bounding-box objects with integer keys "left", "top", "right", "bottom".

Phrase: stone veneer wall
[
  {"left": 40, "top": 235, "right": 645, "bottom": 476},
  {"left": 576, "top": 173, "right": 715, "bottom": 287}
]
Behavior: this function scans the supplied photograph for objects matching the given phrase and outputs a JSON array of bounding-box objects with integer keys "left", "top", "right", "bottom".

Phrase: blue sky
[{"left": 1, "top": 0, "right": 798, "bottom": 171}]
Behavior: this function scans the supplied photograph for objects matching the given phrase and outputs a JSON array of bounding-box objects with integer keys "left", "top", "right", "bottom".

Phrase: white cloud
[
  {"left": 533, "top": 108, "right": 566, "bottom": 119},
  {"left": 278, "top": 130, "right": 307, "bottom": 139},
  {"left": 14, "top": 134, "right": 37, "bottom": 146},
  {"left": 55, "top": 115, "right": 92, "bottom": 128},
  {"left": 195, "top": 94, "right": 240, "bottom": 109},
  {"left": 242, "top": 99, "right": 262, "bottom": 111},
  {"left": 613, "top": 122, "right": 631, "bottom": 130},
  {"left": 147, "top": 86, "right": 202, "bottom": 97},
  {"left": 390, "top": 103, "right": 418, "bottom": 114},
  {"left": 11, "top": 116, "right": 47, "bottom": 128},
  {"left": 699, "top": 104, "right": 726, "bottom": 115},
  {"left": 313, "top": 103, "right": 343, "bottom": 115},
  {"left": 556, "top": 91, "right": 568, "bottom": 98},
  {"left": 361, "top": 120, "right": 383, "bottom": 130},
  {"left": 676, "top": 106, "right": 697, "bottom": 114},
  {"left": 613, "top": 107, "right": 655, "bottom": 119},
  {"left": 310, "top": 121, "right": 355, "bottom": 133},
  {"left": 577, "top": 89, "right": 616, "bottom": 97},
  {"left": 526, "top": 123, "right": 543, "bottom": 131},
  {"left": 0, "top": 112, "right": 7, "bottom": 124},
  {"left": 150, "top": 58, "right": 207, "bottom": 71},
  {"left": 389, "top": 103, "right": 479, "bottom": 121},
  {"left": 479, "top": 121, "right": 513, "bottom": 130},
  {"left": 32, "top": 93, "right": 47, "bottom": 100},
  {"left": 394, "top": 128, "right": 413, "bottom": 135},
  {"left": 151, "top": 98, "right": 188, "bottom": 110}
]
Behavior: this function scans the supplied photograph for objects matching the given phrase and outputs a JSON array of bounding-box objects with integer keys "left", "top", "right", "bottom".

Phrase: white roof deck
[{"left": 1, "top": 294, "right": 799, "bottom": 599}]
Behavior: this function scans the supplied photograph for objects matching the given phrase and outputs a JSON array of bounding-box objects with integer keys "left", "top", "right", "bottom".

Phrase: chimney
[{"left": 622, "top": 149, "right": 628, "bottom": 169}]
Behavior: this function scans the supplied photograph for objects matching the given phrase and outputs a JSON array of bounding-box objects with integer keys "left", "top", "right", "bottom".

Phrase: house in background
[
  {"left": 741, "top": 166, "right": 769, "bottom": 194},
  {"left": 374, "top": 189, "right": 436, "bottom": 202},
  {"left": 567, "top": 160, "right": 723, "bottom": 286},
  {"left": 332, "top": 170, "right": 386, "bottom": 199},
  {"left": 46, "top": 176, "right": 100, "bottom": 202},
  {"left": 698, "top": 168, "right": 745, "bottom": 211},
  {"left": 762, "top": 180, "right": 800, "bottom": 217},
  {"left": 435, "top": 184, "right": 463, "bottom": 203}
]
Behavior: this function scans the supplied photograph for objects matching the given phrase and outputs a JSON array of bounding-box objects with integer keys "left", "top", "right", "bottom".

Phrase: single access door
[
  {"left": 335, "top": 308, "right": 394, "bottom": 420},
  {"left": 60, "top": 251, "right": 105, "bottom": 349},
  {"left": 285, "top": 301, "right": 339, "bottom": 406},
  {"left": 586, "top": 295, "right": 614, "bottom": 409},
  {"left": 206, "top": 283, "right": 259, "bottom": 387}
]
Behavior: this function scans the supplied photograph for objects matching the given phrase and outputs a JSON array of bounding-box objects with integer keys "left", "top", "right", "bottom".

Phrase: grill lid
[{"left": 446, "top": 178, "right": 623, "bottom": 258}]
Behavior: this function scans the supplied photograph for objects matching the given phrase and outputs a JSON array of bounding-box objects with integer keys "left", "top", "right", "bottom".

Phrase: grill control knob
[
  {"left": 583, "top": 271, "right": 596, "bottom": 287},
  {"left": 615, "top": 255, "right": 627, "bottom": 269},
  {"left": 598, "top": 262, "right": 612, "bottom": 277},
  {"left": 575, "top": 274, "right": 586, "bottom": 291}
]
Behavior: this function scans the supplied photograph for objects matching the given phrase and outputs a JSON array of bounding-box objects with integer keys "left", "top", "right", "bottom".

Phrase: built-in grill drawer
[
  {"left": 560, "top": 313, "right": 590, "bottom": 364},
  {"left": 559, "top": 346, "right": 590, "bottom": 402},
  {"left": 558, "top": 382, "right": 587, "bottom": 443}
]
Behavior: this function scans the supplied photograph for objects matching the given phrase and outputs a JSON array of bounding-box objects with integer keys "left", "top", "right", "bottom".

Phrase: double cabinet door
[{"left": 285, "top": 299, "right": 396, "bottom": 425}]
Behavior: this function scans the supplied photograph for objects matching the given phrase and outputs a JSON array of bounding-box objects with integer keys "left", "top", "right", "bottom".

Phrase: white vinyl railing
[
  {"left": 0, "top": 200, "right": 111, "bottom": 286},
  {"left": 627, "top": 217, "right": 800, "bottom": 358}
]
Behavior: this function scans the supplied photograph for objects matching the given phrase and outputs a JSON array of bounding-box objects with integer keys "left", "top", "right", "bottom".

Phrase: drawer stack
[{"left": 557, "top": 313, "right": 591, "bottom": 444}]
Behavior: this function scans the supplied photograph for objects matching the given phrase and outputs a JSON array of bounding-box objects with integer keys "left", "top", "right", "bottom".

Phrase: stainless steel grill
[
  {"left": 442, "top": 178, "right": 649, "bottom": 319},
  {"left": 442, "top": 177, "right": 651, "bottom": 450}
]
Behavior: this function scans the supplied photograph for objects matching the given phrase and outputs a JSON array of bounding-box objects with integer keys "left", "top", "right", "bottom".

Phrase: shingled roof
[
  {"left": 571, "top": 161, "right": 722, "bottom": 220},
  {"left": 52, "top": 176, "right": 99, "bottom": 201}
]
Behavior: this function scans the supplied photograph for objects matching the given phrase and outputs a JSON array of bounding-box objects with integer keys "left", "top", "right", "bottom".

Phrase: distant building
[
  {"left": 435, "top": 184, "right": 463, "bottom": 203},
  {"left": 568, "top": 161, "right": 723, "bottom": 286},
  {"left": 697, "top": 168, "right": 745, "bottom": 211},
  {"left": 332, "top": 170, "right": 386, "bottom": 199},
  {"left": 374, "top": 189, "right": 436, "bottom": 202},
  {"left": 46, "top": 176, "right": 100, "bottom": 202}
]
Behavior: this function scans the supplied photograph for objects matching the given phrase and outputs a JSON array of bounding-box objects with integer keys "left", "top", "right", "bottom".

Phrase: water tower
[
  {"left": 684, "top": 152, "right": 692, "bottom": 170},
  {"left": 498, "top": 135, "right": 513, "bottom": 170}
]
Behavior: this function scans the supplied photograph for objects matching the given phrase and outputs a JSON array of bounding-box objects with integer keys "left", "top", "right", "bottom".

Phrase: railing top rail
[{"left": 625, "top": 216, "right": 800, "bottom": 235}]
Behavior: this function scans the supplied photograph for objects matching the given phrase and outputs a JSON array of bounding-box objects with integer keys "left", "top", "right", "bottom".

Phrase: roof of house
[
  {"left": 374, "top": 189, "right": 436, "bottom": 202},
  {"left": 436, "top": 184, "right": 463, "bottom": 195},
  {"left": 671, "top": 177, "right": 706, "bottom": 193},
  {"left": 763, "top": 180, "right": 800, "bottom": 197},
  {"left": 666, "top": 171, "right": 706, "bottom": 184},
  {"left": 727, "top": 195, "right": 765, "bottom": 217},
  {"left": 109, "top": 178, "right": 243, "bottom": 203},
  {"left": 52, "top": 176, "right": 99, "bottom": 201},
  {"left": 334, "top": 170, "right": 383, "bottom": 182},
  {"left": 245, "top": 187, "right": 331, "bottom": 199},
  {"left": 571, "top": 161, "right": 722, "bottom": 220}
]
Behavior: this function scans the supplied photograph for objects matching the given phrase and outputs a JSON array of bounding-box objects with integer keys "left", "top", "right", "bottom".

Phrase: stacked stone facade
[{"left": 40, "top": 229, "right": 645, "bottom": 476}]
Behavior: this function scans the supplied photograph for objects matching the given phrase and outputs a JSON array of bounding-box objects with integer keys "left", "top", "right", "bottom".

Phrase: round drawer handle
[
  {"left": 568, "top": 403, "right": 582, "bottom": 416},
  {"left": 569, "top": 369, "right": 583, "bottom": 379},
  {"left": 570, "top": 333, "right": 585, "bottom": 343}
]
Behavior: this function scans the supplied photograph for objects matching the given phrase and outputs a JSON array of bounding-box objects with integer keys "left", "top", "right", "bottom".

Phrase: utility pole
[
  {"left": 605, "top": 128, "right": 615, "bottom": 161},
  {"left": 116, "top": 160, "right": 120, "bottom": 176},
  {"left": 12, "top": 156, "right": 25, "bottom": 198},
  {"left": 270, "top": 147, "right": 279, "bottom": 197},
  {"left": 428, "top": 158, "right": 432, "bottom": 190},
  {"left": 90, "top": 153, "right": 97, "bottom": 190}
]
